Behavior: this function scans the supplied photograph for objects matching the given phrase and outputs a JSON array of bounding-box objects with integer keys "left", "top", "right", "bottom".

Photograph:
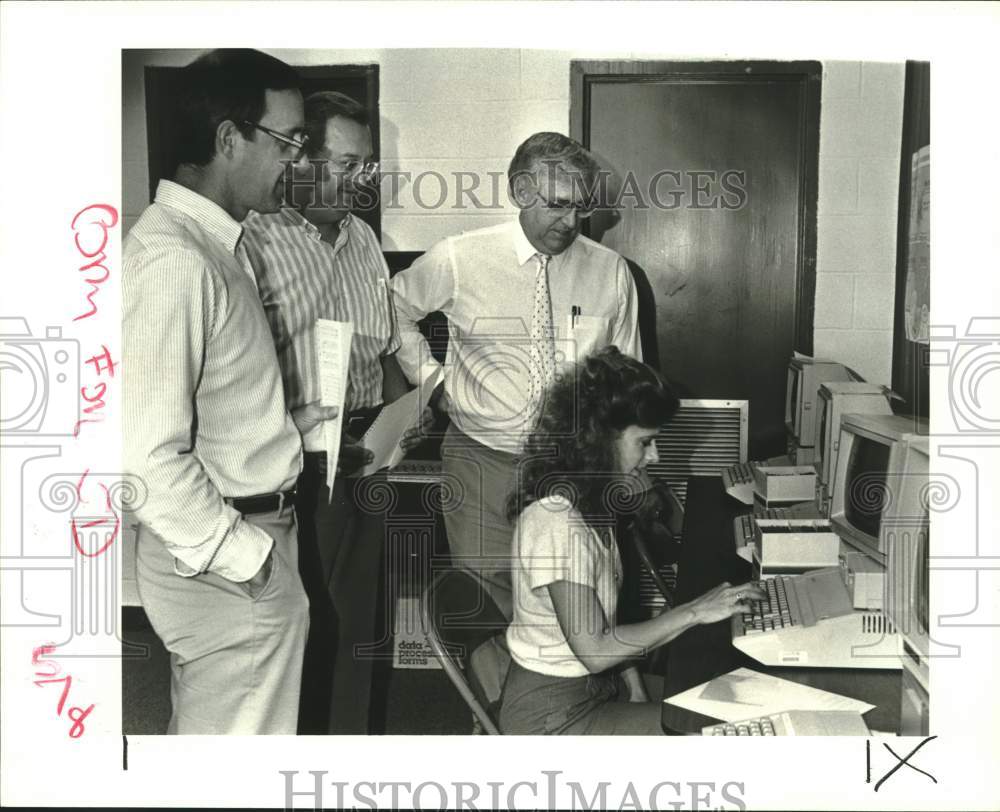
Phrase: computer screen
[
  {"left": 830, "top": 413, "right": 926, "bottom": 564},
  {"left": 785, "top": 363, "right": 800, "bottom": 436},
  {"left": 916, "top": 512, "right": 929, "bottom": 638},
  {"left": 843, "top": 435, "right": 892, "bottom": 539},
  {"left": 816, "top": 383, "right": 894, "bottom": 499},
  {"left": 816, "top": 392, "right": 829, "bottom": 478}
]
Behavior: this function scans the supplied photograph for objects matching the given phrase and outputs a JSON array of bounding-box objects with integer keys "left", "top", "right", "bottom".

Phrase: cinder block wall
[{"left": 122, "top": 51, "right": 905, "bottom": 385}]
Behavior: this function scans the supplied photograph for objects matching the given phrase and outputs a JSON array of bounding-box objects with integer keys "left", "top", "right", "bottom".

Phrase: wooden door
[{"left": 572, "top": 62, "right": 820, "bottom": 457}]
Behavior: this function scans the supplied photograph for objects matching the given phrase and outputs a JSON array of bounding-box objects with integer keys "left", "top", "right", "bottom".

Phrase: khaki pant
[
  {"left": 136, "top": 509, "right": 309, "bottom": 734},
  {"left": 440, "top": 425, "right": 518, "bottom": 620}
]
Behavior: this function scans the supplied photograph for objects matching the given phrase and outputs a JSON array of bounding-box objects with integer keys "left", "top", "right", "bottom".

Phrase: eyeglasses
[
  {"left": 320, "top": 156, "right": 380, "bottom": 185},
  {"left": 533, "top": 188, "right": 595, "bottom": 220},
  {"left": 242, "top": 120, "right": 309, "bottom": 157}
]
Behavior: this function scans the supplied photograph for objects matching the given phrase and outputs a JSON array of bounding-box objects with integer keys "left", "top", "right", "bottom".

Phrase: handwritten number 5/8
[{"left": 31, "top": 644, "right": 94, "bottom": 737}]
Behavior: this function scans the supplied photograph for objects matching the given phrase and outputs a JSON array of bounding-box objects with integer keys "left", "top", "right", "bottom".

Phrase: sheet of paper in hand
[
  {"left": 315, "top": 319, "right": 353, "bottom": 500},
  {"left": 351, "top": 366, "right": 442, "bottom": 478}
]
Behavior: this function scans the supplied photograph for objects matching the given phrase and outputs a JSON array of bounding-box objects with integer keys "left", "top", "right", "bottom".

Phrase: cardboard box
[
  {"left": 392, "top": 595, "right": 441, "bottom": 670},
  {"left": 753, "top": 465, "right": 817, "bottom": 504},
  {"left": 753, "top": 519, "right": 841, "bottom": 577}
]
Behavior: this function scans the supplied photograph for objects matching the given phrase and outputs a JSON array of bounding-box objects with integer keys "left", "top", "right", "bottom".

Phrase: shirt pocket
[{"left": 563, "top": 315, "right": 610, "bottom": 363}]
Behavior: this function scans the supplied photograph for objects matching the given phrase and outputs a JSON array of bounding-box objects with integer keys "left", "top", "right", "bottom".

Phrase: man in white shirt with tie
[{"left": 391, "top": 132, "right": 641, "bottom": 619}]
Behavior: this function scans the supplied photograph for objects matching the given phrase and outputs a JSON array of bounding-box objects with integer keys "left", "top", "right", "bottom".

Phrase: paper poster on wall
[{"left": 904, "top": 144, "right": 930, "bottom": 343}]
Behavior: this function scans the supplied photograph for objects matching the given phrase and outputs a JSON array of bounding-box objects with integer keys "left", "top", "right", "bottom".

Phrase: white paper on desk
[
  {"left": 352, "top": 366, "right": 442, "bottom": 478},
  {"left": 315, "top": 319, "right": 353, "bottom": 500},
  {"left": 664, "top": 667, "right": 874, "bottom": 722}
]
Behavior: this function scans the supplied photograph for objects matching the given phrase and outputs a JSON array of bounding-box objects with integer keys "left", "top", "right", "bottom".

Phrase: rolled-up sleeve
[
  {"left": 123, "top": 248, "right": 272, "bottom": 582},
  {"left": 389, "top": 240, "right": 455, "bottom": 386}
]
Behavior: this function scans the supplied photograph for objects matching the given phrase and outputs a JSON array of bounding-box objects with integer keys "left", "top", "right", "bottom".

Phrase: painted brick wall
[{"left": 814, "top": 61, "right": 905, "bottom": 386}]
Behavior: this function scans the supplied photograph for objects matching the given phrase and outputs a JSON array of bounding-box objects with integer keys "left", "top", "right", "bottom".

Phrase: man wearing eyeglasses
[
  {"left": 391, "top": 132, "right": 642, "bottom": 622},
  {"left": 243, "top": 91, "right": 428, "bottom": 734},
  {"left": 123, "top": 49, "right": 338, "bottom": 735}
]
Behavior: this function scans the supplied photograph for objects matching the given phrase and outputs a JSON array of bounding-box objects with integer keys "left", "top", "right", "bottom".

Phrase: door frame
[{"left": 569, "top": 60, "right": 821, "bottom": 354}]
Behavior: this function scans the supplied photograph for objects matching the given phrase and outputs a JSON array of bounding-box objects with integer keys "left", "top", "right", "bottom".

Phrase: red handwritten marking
[
  {"left": 31, "top": 644, "right": 95, "bottom": 738},
  {"left": 31, "top": 643, "right": 60, "bottom": 677},
  {"left": 86, "top": 345, "right": 117, "bottom": 377},
  {"left": 71, "top": 203, "right": 118, "bottom": 256},
  {"left": 68, "top": 704, "right": 95, "bottom": 738},
  {"left": 34, "top": 676, "right": 73, "bottom": 715},
  {"left": 70, "top": 203, "right": 118, "bottom": 322},
  {"left": 71, "top": 469, "right": 120, "bottom": 557},
  {"left": 73, "top": 346, "right": 117, "bottom": 437}
]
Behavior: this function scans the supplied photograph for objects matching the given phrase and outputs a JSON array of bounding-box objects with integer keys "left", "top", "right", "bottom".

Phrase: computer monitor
[
  {"left": 829, "top": 413, "right": 928, "bottom": 565},
  {"left": 815, "top": 382, "right": 894, "bottom": 505},
  {"left": 784, "top": 358, "right": 855, "bottom": 449},
  {"left": 884, "top": 436, "right": 930, "bottom": 693}
]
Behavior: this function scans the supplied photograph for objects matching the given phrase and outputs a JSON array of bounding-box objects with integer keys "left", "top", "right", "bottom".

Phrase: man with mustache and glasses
[{"left": 243, "top": 91, "right": 430, "bottom": 734}]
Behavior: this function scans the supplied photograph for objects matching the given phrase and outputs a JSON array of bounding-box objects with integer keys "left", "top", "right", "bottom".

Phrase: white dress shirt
[
  {"left": 123, "top": 181, "right": 302, "bottom": 582},
  {"left": 391, "top": 220, "right": 641, "bottom": 452}
]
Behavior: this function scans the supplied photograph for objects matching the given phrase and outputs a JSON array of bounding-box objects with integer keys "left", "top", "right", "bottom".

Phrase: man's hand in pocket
[{"left": 239, "top": 552, "right": 273, "bottom": 600}]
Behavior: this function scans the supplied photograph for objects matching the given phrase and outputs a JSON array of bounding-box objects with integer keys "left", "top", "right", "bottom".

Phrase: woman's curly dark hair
[{"left": 506, "top": 346, "right": 679, "bottom": 526}]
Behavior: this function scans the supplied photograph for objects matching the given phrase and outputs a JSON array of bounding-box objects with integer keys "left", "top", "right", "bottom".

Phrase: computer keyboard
[
  {"left": 733, "top": 513, "right": 756, "bottom": 549},
  {"left": 721, "top": 461, "right": 759, "bottom": 505},
  {"left": 741, "top": 575, "right": 797, "bottom": 634},
  {"left": 731, "top": 567, "right": 899, "bottom": 669},
  {"left": 752, "top": 501, "right": 822, "bottom": 520},
  {"left": 385, "top": 459, "right": 443, "bottom": 484},
  {"left": 702, "top": 710, "right": 871, "bottom": 736},
  {"left": 733, "top": 510, "right": 793, "bottom": 555}
]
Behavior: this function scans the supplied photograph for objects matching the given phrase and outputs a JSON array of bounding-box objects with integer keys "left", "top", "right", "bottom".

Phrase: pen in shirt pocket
[{"left": 571, "top": 305, "right": 581, "bottom": 328}]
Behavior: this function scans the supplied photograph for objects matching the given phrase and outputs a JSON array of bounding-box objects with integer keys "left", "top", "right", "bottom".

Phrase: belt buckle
[{"left": 277, "top": 488, "right": 295, "bottom": 513}]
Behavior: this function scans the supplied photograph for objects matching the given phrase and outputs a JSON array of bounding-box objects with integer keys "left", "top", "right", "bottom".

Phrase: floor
[{"left": 121, "top": 609, "right": 472, "bottom": 736}]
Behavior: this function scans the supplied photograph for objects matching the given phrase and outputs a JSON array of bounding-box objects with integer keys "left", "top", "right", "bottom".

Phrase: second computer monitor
[
  {"left": 815, "top": 382, "right": 894, "bottom": 508},
  {"left": 829, "top": 413, "right": 927, "bottom": 565}
]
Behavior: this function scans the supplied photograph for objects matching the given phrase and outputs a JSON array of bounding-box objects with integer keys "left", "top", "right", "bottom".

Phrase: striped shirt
[
  {"left": 123, "top": 180, "right": 302, "bottom": 583},
  {"left": 243, "top": 209, "right": 400, "bottom": 450},
  {"left": 391, "top": 220, "right": 641, "bottom": 452}
]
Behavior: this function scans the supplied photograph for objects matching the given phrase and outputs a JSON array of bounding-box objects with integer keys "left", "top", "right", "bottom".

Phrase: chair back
[{"left": 420, "top": 569, "right": 509, "bottom": 734}]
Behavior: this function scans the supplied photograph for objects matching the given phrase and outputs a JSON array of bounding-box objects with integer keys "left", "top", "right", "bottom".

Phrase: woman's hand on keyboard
[{"left": 685, "top": 581, "right": 767, "bottom": 625}]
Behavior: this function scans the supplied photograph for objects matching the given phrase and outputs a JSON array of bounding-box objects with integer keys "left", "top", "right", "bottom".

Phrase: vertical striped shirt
[
  {"left": 123, "top": 180, "right": 302, "bottom": 583},
  {"left": 242, "top": 209, "right": 400, "bottom": 447}
]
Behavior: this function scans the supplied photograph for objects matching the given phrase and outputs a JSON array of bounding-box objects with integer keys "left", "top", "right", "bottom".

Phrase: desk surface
[{"left": 660, "top": 476, "right": 901, "bottom": 734}]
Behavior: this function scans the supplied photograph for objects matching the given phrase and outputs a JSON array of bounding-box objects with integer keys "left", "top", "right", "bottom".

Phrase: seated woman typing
[{"left": 500, "top": 347, "right": 764, "bottom": 735}]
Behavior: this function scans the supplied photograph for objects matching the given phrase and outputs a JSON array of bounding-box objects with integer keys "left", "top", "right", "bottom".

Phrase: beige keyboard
[{"left": 702, "top": 709, "right": 870, "bottom": 736}]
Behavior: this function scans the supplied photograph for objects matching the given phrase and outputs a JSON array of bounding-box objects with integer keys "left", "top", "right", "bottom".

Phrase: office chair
[{"left": 420, "top": 569, "right": 509, "bottom": 735}]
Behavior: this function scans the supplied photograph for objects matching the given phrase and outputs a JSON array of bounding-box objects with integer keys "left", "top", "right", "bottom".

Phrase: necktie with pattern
[{"left": 528, "top": 252, "right": 557, "bottom": 410}]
